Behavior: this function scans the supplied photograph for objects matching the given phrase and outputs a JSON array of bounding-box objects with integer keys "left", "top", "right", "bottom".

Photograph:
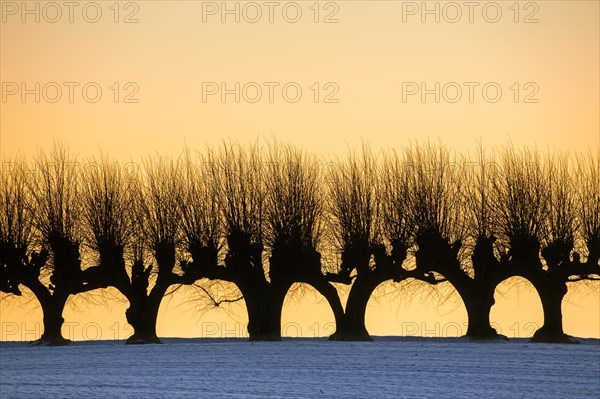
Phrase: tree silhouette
[
  {"left": 2, "top": 141, "right": 598, "bottom": 344},
  {"left": 491, "top": 147, "right": 563, "bottom": 341},
  {"left": 325, "top": 145, "right": 396, "bottom": 340},
  {"left": 403, "top": 143, "right": 505, "bottom": 339},
  {"left": 80, "top": 154, "right": 151, "bottom": 343},
  {"left": 124, "top": 156, "right": 211, "bottom": 343},
  {"left": 263, "top": 143, "right": 344, "bottom": 339},
  {"left": 325, "top": 145, "right": 441, "bottom": 340},
  {"left": 460, "top": 145, "right": 507, "bottom": 338},
  {"left": 0, "top": 144, "right": 109, "bottom": 345},
  {"left": 180, "top": 141, "right": 344, "bottom": 340}
]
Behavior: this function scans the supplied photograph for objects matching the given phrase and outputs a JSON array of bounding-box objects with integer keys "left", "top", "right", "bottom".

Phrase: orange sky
[{"left": 1, "top": 1, "right": 599, "bottom": 340}]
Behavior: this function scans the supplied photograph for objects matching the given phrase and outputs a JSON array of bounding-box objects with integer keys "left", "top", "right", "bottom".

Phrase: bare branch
[{"left": 193, "top": 283, "right": 244, "bottom": 307}]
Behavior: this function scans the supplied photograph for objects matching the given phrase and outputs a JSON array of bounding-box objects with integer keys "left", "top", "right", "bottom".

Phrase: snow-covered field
[{"left": 1, "top": 337, "right": 599, "bottom": 398}]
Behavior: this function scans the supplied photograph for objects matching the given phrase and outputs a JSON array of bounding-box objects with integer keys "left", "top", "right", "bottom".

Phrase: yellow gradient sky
[{"left": 1, "top": 1, "right": 599, "bottom": 340}]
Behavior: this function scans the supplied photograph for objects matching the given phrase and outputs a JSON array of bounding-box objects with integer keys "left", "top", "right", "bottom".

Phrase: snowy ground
[{"left": 1, "top": 337, "right": 599, "bottom": 398}]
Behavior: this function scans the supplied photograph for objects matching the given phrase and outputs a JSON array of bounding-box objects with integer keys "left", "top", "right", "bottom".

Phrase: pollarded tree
[
  {"left": 325, "top": 145, "right": 384, "bottom": 340},
  {"left": 21, "top": 144, "right": 108, "bottom": 345},
  {"left": 212, "top": 141, "right": 270, "bottom": 339},
  {"left": 530, "top": 151, "right": 600, "bottom": 342},
  {"left": 122, "top": 156, "right": 203, "bottom": 343},
  {"left": 262, "top": 143, "right": 345, "bottom": 339},
  {"left": 80, "top": 155, "right": 153, "bottom": 343},
  {"left": 180, "top": 141, "right": 344, "bottom": 340},
  {"left": 178, "top": 142, "right": 270, "bottom": 339},
  {"left": 492, "top": 147, "right": 555, "bottom": 341},
  {"left": 406, "top": 143, "right": 502, "bottom": 339},
  {"left": 82, "top": 154, "right": 219, "bottom": 344},
  {"left": 490, "top": 147, "right": 591, "bottom": 343},
  {"left": 461, "top": 145, "right": 507, "bottom": 338},
  {"left": 534, "top": 151, "right": 578, "bottom": 342},
  {"left": 325, "top": 145, "right": 439, "bottom": 340}
]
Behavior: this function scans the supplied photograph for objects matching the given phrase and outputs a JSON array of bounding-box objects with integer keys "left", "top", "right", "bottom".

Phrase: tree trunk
[
  {"left": 305, "top": 278, "right": 346, "bottom": 340},
  {"left": 265, "top": 283, "right": 290, "bottom": 340},
  {"left": 33, "top": 292, "right": 70, "bottom": 346},
  {"left": 125, "top": 279, "right": 170, "bottom": 344},
  {"left": 464, "top": 289, "right": 502, "bottom": 340},
  {"left": 334, "top": 273, "right": 386, "bottom": 341},
  {"left": 125, "top": 296, "right": 162, "bottom": 344},
  {"left": 532, "top": 280, "right": 576, "bottom": 344},
  {"left": 468, "top": 236, "right": 504, "bottom": 339},
  {"left": 441, "top": 270, "right": 502, "bottom": 340},
  {"left": 243, "top": 281, "right": 290, "bottom": 341}
]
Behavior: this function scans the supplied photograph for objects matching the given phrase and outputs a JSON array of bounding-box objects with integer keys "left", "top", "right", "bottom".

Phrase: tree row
[{"left": 1, "top": 141, "right": 598, "bottom": 345}]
